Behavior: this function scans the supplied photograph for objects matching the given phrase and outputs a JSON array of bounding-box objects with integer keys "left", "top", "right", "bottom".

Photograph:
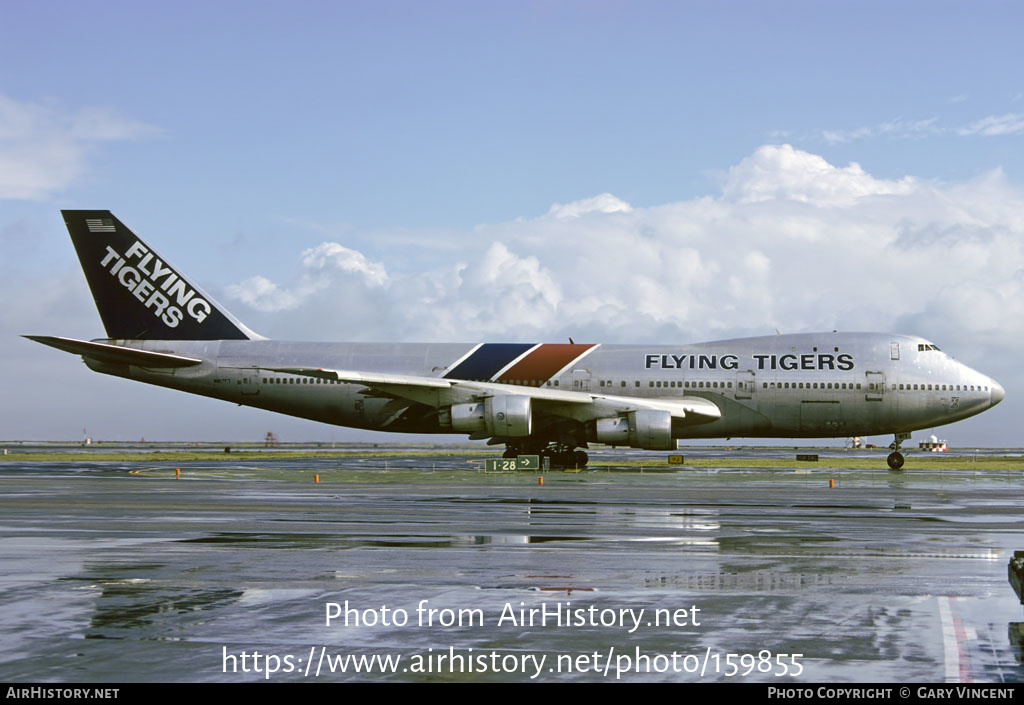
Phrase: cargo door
[
  {"left": 865, "top": 371, "right": 885, "bottom": 402},
  {"left": 572, "top": 368, "right": 591, "bottom": 392},
  {"left": 734, "top": 370, "right": 755, "bottom": 400}
]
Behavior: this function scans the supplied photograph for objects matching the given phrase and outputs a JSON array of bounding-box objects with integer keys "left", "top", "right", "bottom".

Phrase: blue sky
[{"left": 1, "top": 1, "right": 1022, "bottom": 444}]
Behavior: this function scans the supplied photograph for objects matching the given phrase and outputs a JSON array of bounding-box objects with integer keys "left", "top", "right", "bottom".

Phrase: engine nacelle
[
  {"left": 449, "top": 395, "right": 532, "bottom": 437},
  {"left": 589, "top": 410, "right": 676, "bottom": 450},
  {"left": 593, "top": 416, "right": 630, "bottom": 445},
  {"left": 628, "top": 409, "right": 675, "bottom": 450},
  {"left": 485, "top": 395, "right": 532, "bottom": 437},
  {"left": 450, "top": 402, "right": 486, "bottom": 433}
]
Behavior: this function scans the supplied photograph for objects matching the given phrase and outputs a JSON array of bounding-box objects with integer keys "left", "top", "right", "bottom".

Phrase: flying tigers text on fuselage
[{"left": 643, "top": 353, "right": 855, "bottom": 371}]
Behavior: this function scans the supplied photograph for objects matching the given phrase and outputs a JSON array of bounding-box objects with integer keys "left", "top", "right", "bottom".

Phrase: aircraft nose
[{"left": 990, "top": 380, "right": 1005, "bottom": 407}]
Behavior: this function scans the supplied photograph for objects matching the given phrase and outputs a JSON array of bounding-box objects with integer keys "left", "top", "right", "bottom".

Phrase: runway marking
[{"left": 938, "top": 596, "right": 971, "bottom": 683}]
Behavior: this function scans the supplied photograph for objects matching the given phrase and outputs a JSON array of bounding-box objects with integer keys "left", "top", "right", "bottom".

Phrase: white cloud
[
  {"left": 301, "top": 242, "right": 389, "bottom": 286},
  {"left": 226, "top": 244, "right": 388, "bottom": 313},
  {"left": 821, "top": 117, "right": 940, "bottom": 144},
  {"left": 722, "top": 144, "right": 915, "bottom": 206},
  {"left": 546, "top": 193, "right": 633, "bottom": 219},
  {"left": 819, "top": 112, "right": 1024, "bottom": 143},
  {"left": 225, "top": 275, "right": 302, "bottom": 313},
  {"left": 0, "top": 94, "right": 159, "bottom": 200},
  {"left": 226, "top": 145, "right": 1024, "bottom": 377},
  {"left": 956, "top": 113, "right": 1024, "bottom": 137}
]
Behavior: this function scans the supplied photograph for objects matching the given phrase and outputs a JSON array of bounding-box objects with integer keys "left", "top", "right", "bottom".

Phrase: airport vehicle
[{"left": 27, "top": 211, "right": 1005, "bottom": 470}]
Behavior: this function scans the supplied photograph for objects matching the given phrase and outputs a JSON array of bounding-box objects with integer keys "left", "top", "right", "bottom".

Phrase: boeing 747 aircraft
[{"left": 27, "top": 211, "right": 1005, "bottom": 470}]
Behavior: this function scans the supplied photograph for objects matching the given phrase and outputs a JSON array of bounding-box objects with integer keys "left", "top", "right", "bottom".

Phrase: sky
[{"left": 1, "top": 0, "right": 1022, "bottom": 445}]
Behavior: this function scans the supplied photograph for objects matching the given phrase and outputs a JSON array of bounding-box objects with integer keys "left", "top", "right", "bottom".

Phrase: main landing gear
[
  {"left": 503, "top": 443, "right": 588, "bottom": 468},
  {"left": 887, "top": 432, "right": 911, "bottom": 471}
]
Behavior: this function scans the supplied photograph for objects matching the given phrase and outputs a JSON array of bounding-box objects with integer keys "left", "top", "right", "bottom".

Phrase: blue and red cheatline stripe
[
  {"left": 443, "top": 343, "right": 534, "bottom": 381},
  {"left": 444, "top": 343, "right": 597, "bottom": 385}
]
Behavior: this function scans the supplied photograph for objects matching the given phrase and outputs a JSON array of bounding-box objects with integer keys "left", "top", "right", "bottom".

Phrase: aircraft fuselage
[{"left": 86, "top": 331, "right": 1003, "bottom": 441}]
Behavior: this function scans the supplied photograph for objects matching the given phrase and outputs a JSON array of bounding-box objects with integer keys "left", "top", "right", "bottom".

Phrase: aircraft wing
[{"left": 267, "top": 366, "right": 722, "bottom": 426}]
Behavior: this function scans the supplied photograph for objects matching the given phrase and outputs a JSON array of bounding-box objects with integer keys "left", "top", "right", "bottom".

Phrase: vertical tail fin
[{"left": 62, "top": 210, "right": 259, "bottom": 340}]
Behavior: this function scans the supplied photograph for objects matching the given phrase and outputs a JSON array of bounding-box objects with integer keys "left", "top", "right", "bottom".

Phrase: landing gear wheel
[
  {"left": 887, "top": 452, "right": 905, "bottom": 471},
  {"left": 573, "top": 450, "right": 588, "bottom": 468},
  {"left": 502, "top": 449, "right": 517, "bottom": 459}
]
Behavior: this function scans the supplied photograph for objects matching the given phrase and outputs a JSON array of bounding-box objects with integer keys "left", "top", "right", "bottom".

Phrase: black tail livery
[{"left": 62, "top": 210, "right": 255, "bottom": 340}]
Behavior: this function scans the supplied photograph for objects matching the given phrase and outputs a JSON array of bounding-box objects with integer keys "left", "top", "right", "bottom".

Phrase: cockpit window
[{"left": 917, "top": 343, "right": 941, "bottom": 352}]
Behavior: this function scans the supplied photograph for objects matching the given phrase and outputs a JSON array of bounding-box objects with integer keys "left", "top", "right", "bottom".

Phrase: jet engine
[
  {"left": 590, "top": 409, "right": 675, "bottom": 450},
  {"left": 447, "top": 395, "right": 532, "bottom": 437}
]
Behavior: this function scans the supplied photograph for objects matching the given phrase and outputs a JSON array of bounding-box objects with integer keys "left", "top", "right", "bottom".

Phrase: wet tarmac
[{"left": 0, "top": 449, "right": 1022, "bottom": 682}]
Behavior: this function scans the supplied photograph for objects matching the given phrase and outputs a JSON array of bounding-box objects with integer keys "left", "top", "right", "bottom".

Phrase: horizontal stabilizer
[{"left": 24, "top": 336, "right": 203, "bottom": 368}]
